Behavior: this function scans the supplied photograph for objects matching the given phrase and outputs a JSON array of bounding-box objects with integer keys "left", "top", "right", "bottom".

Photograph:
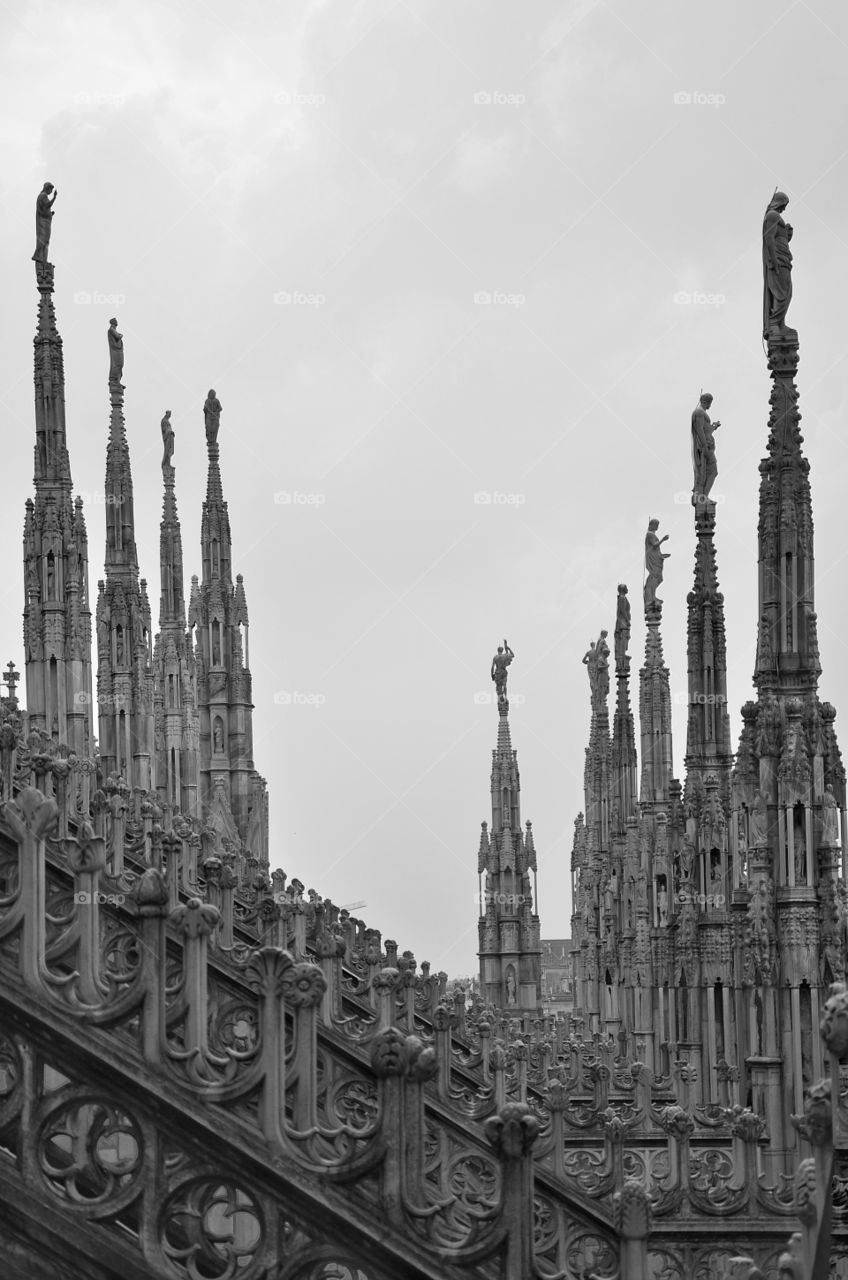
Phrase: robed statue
[
  {"left": 643, "top": 519, "right": 670, "bottom": 606},
  {"left": 763, "top": 190, "right": 795, "bottom": 342},
  {"left": 161, "top": 410, "right": 175, "bottom": 472},
  {"left": 204, "top": 390, "right": 222, "bottom": 445},
  {"left": 691, "top": 392, "right": 720, "bottom": 506},
  {"left": 491, "top": 640, "right": 514, "bottom": 702},
  {"left": 32, "top": 182, "right": 57, "bottom": 263},
  {"left": 614, "top": 584, "right": 630, "bottom": 667},
  {"left": 108, "top": 318, "right": 124, "bottom": 383}
]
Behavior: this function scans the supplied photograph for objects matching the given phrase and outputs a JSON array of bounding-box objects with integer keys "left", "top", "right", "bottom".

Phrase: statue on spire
[
  {"left": 161, "top": 410, "right": 175, "bottom": 474},
  {"left": 614, "top": 584, "right": 630, "bottom": 667},
  {"left": 643, "top": 519, "right": 669, "bottom": 607},
  {"left": 491, "top": 639, "right": 514, "bottom": 704},
  {"left": 32, "top": 182, "right": 57, "bottom": 263},
  {"left": 691, "top": 392, "right": 720, "bottom": 506},
  {"left": 762, "top": 190, "right": 796, "bottom": 343},
  {"left": 582, "top": 631, "right": 610, "bottom": 710},
  {"left": 204, "top": 389, "right": 222, "bottom": 445},
  {"left": 108, "top": 318, "right": 124, "bottom": 384}
]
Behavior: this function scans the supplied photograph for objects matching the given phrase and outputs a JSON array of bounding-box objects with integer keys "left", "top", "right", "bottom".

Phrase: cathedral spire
[
  {"left": 477, "top": 642, "right": 541, "bottom": 1013},
  {"left": 684, "top": 401, "right": 733, "bottom": 812},
  {"left": 640, "top": 521, "right": 673, "bottom": 808},
  {"left": 153, "top": 414, "right": 199, "bottom": 817},
  {"left": 611, "top": 584, "right": 637, "bottom": 832},
  {"left": 95, "top": 322, "right": 155, "bottom": 789},
  {"left": 24, "top": 185, "right": 94, "bottom": 752},
  {"left": 194, "top": 393, "right": 268, "bottom": 863}
]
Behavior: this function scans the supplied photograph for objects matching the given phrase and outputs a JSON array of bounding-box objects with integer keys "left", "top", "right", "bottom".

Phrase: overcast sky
[{"left": 2, "top": 0, "right": 848, "bottom": 978}]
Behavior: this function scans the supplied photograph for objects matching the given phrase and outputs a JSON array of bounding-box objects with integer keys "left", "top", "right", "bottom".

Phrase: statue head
[
  {"left": 700, "top": 392, "right": 713, "bottom": 408},
  {"left": 496, "top": 646, "right": 503, "bottom": 654},
  {"left": 208, "top": 388, "right": 216, "bottom": 398},
  {"left": 164, "top": 409, "right": 171, "bottom": 419},
  {"left": 600, "top": 630, "right": 608, "bottom": 639},
  {"left": 42, "top": 182, "right": 54, "bottom": 194},
  {"left": 618, "top": 584, "right": 628, "bottom": 595},
  {"left": 768, "top": 189, "right": 789, "bottom": 212},
  {"left": 109, "top": 317, "right": 118, "bottom": 329},
  {"left": 648, "top": 518, "right": 659, "bottom": 532}
]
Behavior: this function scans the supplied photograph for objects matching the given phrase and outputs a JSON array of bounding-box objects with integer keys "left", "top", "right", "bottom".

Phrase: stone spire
[
  {"left": 95, "top": 323, "right": 155, "bottom": 789},
  {"left": 639, "top": 525, "right": 674, "bottom": 810},
  {"left": 729, "top": 194, "right": 846, "bottom": 1175},
  {"left": 477, "top": 643, "right": 541, "bottom": 1013},
  {"left": 194, "top": 393, "right": 268, "bottom": 863},
  {"left": 153, "top": 415, "right": 199, "bottom": 817},
  {"left": 684, "top": 496, "right": 733, "bottom": 811},
  {"left": 23, "top": 188, "right": 94, "bottom": 752},
  {"left": 611, "top": 584, "right": 637, "bottom": 834}
]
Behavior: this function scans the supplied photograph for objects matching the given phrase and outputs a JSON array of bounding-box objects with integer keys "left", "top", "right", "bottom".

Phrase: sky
[{"left": 2, "top": 0, "right": 848, "bottom": 979}]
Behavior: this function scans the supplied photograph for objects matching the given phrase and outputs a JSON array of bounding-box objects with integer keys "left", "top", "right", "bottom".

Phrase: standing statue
[
  {"left": 643, "top": 519, "right": 670, "bottom": 606},
  {"left": 823, "top": 784, "right": 840, "bottom": 847},
  {"left": 658, "top": 884, "right": 668, "bottom": 927},
  {"left": 691, "top": 393, "right": 720, "bottom": 506},
  {"left": 762, "top": 190, "right": 794, "bottom": 341},
  {"left": 108, "top": 318, "right": 124, "bottom": 383},
  {"left": 32, "top": 182, "right": 57, "bottom": 263},
  {"left": 614, "top": 584, "right": 630, "bottom": 667},
  {"left": 204, "top": 389, "right": 222, "bottom": 445},
  {"left": 596, "top": 630, "right": 610, "bottom": 704},
  {"left": 490, "top": 640, "right": 514, "bottom": 702},
  {"left": 161, "top": 411, "right": 175, "bottom": 471},
  {"left": 582, "top": 632, "right": 609, "bottom": 710}
]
